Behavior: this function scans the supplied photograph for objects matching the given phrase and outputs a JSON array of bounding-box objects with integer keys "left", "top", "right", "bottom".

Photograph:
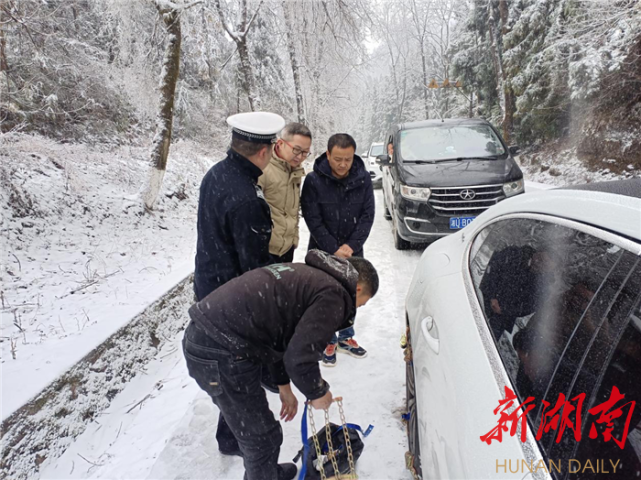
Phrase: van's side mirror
[
  {"left": 509, "top": 145, "right": 520, "bottom": 156},
  {"left": 376, "top": 154, "right": 391, "bottom": 166}
]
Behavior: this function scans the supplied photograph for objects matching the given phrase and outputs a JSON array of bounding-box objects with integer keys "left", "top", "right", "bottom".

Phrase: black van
[{"left": 377, "top": 119, "right": 524, "bottom": 249}]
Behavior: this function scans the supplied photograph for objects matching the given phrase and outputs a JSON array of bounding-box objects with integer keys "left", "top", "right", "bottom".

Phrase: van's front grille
[{"left": 428, "top": 184, "right": 505, "bottom": 216}]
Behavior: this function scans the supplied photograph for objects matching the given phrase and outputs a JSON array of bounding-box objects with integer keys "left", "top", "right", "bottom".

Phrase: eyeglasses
[{"left": 280, "top": 138, "right": 312, "bottom": 158}]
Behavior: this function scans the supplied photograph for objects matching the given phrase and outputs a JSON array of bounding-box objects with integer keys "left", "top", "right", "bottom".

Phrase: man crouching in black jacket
[{"left": 182, "top": 249, "right": 379, "bottom": 480}]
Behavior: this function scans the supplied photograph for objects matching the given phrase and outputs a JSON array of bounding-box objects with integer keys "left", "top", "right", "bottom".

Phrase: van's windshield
[{"left": 399, "top": 125, "right": 506, "bottom": 162}]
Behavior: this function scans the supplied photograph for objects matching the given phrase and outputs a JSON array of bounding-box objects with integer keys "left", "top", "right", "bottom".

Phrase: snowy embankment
[
  {"left": 1, "top": 133, "right": 219, "bottom": 420},
  {"left": 1, "top": 277, "right": 193, "bottom": 479},
  {"left": 0, "top": 133, "right": 225, "bottom": 479}
]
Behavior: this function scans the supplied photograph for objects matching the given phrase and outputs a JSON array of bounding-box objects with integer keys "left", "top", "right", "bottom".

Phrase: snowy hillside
[
  {"left": 518, "top": 144, "right": 639, "bottom": 187},
  {"left": 0, "top": 134, "right": 222, "bottom": 420}
]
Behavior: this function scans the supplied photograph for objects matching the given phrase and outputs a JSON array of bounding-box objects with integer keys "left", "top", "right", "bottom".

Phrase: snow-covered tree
[
  {"left": 1, "top": 0, "right": 638, "bottom": 170},
  {"left": 143, "top": 0, "right": 193, "bottom": 211},
  {"left": 214, "top": 0, "right": 263, "bottom": 111}
]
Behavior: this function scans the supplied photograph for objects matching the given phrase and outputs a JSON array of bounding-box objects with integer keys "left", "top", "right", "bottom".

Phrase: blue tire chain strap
[
  {"left": 298, "top": 402, "right": 374, "bottom": 480},
  {"left": 299, "top": 403, "right": 310, "bottom": 480}
]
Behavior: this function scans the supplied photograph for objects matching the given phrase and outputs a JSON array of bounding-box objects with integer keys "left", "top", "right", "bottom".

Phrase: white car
[
  {"left": 364, "top": 142, "right": 385, "bottom": 187},
  {"left": 404, "top": 179, "right": 641, "bottom": 480}
]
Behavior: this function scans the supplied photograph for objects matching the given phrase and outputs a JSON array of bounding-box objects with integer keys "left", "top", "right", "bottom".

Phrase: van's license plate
[{"left": 449, "top": 216, "right": 476, "bottom": 229}]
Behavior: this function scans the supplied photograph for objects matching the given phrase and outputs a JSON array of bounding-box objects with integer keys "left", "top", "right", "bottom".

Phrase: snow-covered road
[
  {"left": 40, "top": 190, "right": 418, "bottom": 480},
  {"left": 39, "top": 182, "right": 551, "bottom": 480}
]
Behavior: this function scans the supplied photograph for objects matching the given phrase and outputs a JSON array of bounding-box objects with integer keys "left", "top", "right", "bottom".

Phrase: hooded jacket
[
  {"left": 188, "top": 249, "right": 357, "bottom": 400},
  {"left": 300, "top": 153, "right": 375, "bottom": 256},
  {"left": 257, "top": 148, "right": 305, "bottom": 256}
]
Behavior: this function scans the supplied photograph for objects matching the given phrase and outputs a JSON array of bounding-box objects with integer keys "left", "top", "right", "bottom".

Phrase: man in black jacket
[
  {"left": 183, "top": 250, "right": 379, "bottom": 480},
  {"left": 194, "top": 112, "right": 285, "bottom": 300},
  {"left": 301, "top": 133, "right": 375, "bottom": 366},
  {"left": 194, "top": 112, "right": 285, "bottom": 456}
]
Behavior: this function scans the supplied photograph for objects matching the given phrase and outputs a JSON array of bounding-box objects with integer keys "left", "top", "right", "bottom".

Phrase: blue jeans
[{"left": 329, "top": 325, "right": 355, "bottom": 345}]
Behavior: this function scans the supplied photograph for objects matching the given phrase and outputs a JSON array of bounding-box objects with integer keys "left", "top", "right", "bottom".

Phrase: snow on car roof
[{"left": 475, "top": 181, "right": 641, "bottom": 244}]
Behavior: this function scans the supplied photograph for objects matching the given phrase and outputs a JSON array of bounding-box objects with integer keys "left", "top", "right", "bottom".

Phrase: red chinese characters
[
  {"left": 536, "top": 392, "right": 585, "bottom": 443},
  {"left": 588, "top": 386, "right": 636, "bottom": 450},
  {"left": 480, "top": 386, "right": 535, "bottom": 444},
  {"left": 480, "top": 385, "right": 635, "bottom": 450}
]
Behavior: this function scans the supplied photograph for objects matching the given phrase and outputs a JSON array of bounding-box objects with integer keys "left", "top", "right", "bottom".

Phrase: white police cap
[{"left": 227, "top": 112, "right": 286, "bottom": 144}]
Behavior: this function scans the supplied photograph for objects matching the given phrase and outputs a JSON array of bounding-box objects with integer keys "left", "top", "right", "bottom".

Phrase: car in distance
[
  {"left": 377, "top": 119, "right": 524, "bottom": 249},
  {"left": 364, "top": 142, "right": 385, "bottom": 188}
]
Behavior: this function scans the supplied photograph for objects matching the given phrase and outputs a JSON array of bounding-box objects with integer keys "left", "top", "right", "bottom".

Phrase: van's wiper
[
  {"left": 433, "top": 155, "right": 500, "bottom": 162},
  {"left": 402, "top": 160, "right": 436, "bottom": 164}
]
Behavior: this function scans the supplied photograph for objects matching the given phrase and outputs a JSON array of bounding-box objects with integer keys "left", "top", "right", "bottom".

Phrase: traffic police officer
[
  {"left": 194, "top": 111, "right": 285, "bottom": 300},
  {"left": 193, "top": 111, "right": 285, "bottom": 456}
]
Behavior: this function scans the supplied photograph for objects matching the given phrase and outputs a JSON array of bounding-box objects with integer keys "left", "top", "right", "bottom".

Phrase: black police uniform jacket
[
  {"left": 188, "top": 249, "right": 357, "bottom": 400},
  {"left": 194, "top": 149, "right": 273, "bottom": 301}
]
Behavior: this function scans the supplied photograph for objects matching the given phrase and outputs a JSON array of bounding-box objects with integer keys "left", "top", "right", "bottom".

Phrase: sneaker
[
  {"left": 338, "top": 338, "right": 368, "bottom": 358},
  {"left": 322, "top": 344, "right": 337, "bottom": 367},
  {"left": 277, "top": 463, "right": 298, "bottom": 480}
]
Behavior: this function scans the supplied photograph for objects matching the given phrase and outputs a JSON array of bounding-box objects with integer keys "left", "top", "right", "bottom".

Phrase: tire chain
[{"left": 307, "top": 398, "right": 358, "bottom": 480}]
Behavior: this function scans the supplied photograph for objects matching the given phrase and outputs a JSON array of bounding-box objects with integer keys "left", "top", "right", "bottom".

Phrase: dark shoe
[
  {"left": 219, "top": 446, "right": 243, "bottom": 457},
  {"left": 338, "top": 338, "right": 368, "bottom": 358},
  {"left": 322, "top": 343, "right": 337, "bottom": 367},
  {"left": 277, "top": 463, "right": 298, "bottom": 480}
]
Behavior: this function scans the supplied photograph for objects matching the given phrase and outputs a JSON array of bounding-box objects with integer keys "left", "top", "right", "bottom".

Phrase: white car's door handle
[{"left": 420, "top": 316, "right": 440, "bottom": 354}]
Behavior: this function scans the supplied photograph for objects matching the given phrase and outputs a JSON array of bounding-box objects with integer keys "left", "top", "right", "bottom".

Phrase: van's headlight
[
  {"left": 401, "top": 185, "right": 431, "bottom": 202},
  {"left": 503, "top": 179, "right": 524, "bottom": 197}
]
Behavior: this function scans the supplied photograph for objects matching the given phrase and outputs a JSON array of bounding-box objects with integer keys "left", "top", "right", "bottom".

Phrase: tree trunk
[
  {"left": 409, "top": 0, "right": 430, "bottom": 119},
  {"left": 200, "top": 5, "right": 214, "bottom": 84},
  {"left": 384, "top": 39, "right": 401, "bottom": 120},
  {"left": 283, "top": 4, "right": 305, "bottom": 124},
  {"left": 420, "top": 42, "right": 430, "bottom": 119},
  {"left": 213, "top": 0, "right": 261, "bottom": 111},
  {"left": 487, "top": 12, "right": 505, "bottom": 119},
  {"left": 143, "top": 4, "right": 182, "bottom": 211},
  {"left": 237, "top": 39, "right": 259, "bottom": 111},
  {"left": 399, "top": 58, "right": 408, "bottom": 120},
  {"left": 0, "top": 1, "right": 8, "bottom": 74},
  {"left": 502, "top": 86, "right": 515, "bottom": 143},
  {"left": 309, "top": 35, "right": 324, "bottom": 132},
  {"left": 498, "top": 0, "right": 514, "bottom": 143}
]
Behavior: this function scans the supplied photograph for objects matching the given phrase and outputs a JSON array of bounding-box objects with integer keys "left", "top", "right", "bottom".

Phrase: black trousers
[
  {"left": 183, "top": 321, "right": 283, "bottom": 480},
  {"left": 271, "top": 246, "right": 295, "bottom": 264}
]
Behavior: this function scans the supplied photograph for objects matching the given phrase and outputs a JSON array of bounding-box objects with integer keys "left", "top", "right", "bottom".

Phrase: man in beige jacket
[{"left": 258, "top": 122, "right": 312, "bottom": 263}]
